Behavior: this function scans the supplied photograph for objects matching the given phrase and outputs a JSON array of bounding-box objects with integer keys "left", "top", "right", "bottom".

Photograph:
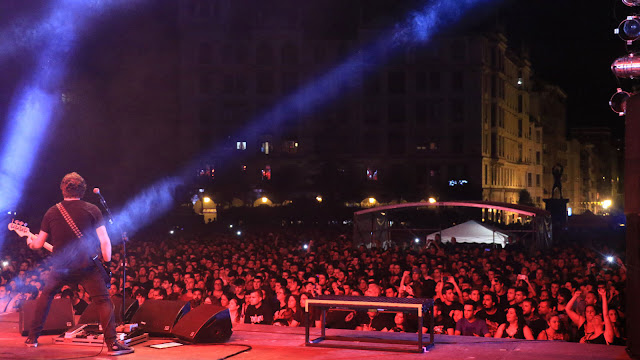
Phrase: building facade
[{"left": 177, "top": 1, "right": 546, "bottom": 212}]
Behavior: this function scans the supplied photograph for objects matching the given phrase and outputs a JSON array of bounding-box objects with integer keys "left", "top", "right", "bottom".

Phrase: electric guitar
[
  {"left": 7, "top": 220, "right": 53, "bottom": 252},
  {"left": 7, "top": 219, "right": 111, "bottom": 286}
]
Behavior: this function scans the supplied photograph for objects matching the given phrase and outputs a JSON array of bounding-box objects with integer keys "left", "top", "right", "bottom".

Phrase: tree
[{"left": 518, "top": 189, "right": 534, "bottom": 207}]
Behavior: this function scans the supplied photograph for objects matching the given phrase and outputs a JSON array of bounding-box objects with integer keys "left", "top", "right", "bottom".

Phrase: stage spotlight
[
  {"left": 609, "top": 88, "right": 633, "bottom": 115},
  {"left": 612, "top": 53, "right": 640, "bottom": 78},
  {"left": 615, "top": 16, "right": 640, "bottom": 43}
]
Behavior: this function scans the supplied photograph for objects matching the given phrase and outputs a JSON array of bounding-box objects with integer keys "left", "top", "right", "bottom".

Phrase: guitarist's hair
[{"left": 60, "top": 172, "right": 87, "bottom": 198}]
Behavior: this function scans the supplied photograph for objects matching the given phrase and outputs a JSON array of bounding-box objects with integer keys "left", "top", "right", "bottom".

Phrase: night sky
[{"left": 0, "top": 0, "right": 629, "bottom": 218}]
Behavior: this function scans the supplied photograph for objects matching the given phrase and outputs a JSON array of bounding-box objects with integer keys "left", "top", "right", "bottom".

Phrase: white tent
[{"left": 426, "top": 220, "right": 509, "bottom": 248}]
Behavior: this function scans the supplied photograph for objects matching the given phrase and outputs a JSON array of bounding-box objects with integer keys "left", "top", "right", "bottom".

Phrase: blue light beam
[
  {"left": 111, "top": 0, "right": 498, "bottom": 236},
  {"left": 0, "top": 0, "right": 149, "bottom": 248}
]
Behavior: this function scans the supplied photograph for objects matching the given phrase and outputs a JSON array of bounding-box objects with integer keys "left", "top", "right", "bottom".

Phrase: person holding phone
[{"left": 435, "top": 276, "right": 464, "bottom": 318}]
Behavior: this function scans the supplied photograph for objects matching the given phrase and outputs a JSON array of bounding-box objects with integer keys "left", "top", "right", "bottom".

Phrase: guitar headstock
[{"left": 8, "top": 219, "right": 30, "bottom": 238}]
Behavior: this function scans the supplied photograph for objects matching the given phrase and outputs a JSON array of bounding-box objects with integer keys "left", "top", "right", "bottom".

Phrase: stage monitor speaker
[
  {"left": 172, "top": 305, "right": 232, "bottom": 343},
  {"left": 19, "top": 298, "right": 75, "bottom": 336},
  {"left": 78, "top": 297, "right": 139, "bottom": 325},
  {"left": 130, "top": 300, "right": 190, "bottom": 336}
]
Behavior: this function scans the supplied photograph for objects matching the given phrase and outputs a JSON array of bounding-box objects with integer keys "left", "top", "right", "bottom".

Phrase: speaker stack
[
  {"left": 19, "top": 298, "right": 75, "bottom": 336},
  {"left": 130, "top": 300, "right": 191, "bottom": 336},
  {"left": 78, "top": 296, "right": 139, "bottom": 325},
  {"left": 171, "top": 304, "right": 233, "bottom": 343}
]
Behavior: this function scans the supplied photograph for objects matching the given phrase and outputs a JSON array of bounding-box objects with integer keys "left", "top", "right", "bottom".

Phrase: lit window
[
  {"left": 262, "top": 165, "right": 271, "bottom": 180},
  {"left": 242, "top": 165, "right": 247, "bottom": 171},
  {"left": 367, "top": 168, "right": 378, "bottom": 181},
  {"left": 283, "top": 140, "right": 299, "bottom": 154},
  {"left": 236, "top": 141, "right": 247, "bottom": 150},
  {"left": 429, "top": 142, "right": 438, "bottom": 150},
  {"left": 261, "top": 141, "right": 272, "bottom": 155}
]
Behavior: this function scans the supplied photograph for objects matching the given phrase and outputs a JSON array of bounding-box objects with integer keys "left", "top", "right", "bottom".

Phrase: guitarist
[{"left": 25, "top": 172, "right": 133, "bottom": 356}]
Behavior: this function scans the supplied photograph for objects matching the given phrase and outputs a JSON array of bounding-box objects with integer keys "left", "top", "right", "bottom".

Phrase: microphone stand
[{"left": 95, "top": 190, "right": 128, "bottom": 326}]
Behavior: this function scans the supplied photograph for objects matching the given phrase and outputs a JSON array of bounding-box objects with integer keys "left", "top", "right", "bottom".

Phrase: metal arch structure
[{"left": 352, "top": 201, "right": 552, "bottom": 249}]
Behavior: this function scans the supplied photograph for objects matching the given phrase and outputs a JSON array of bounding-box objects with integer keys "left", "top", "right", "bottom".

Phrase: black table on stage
[{"left": 304, "top": 295, "right": 434, "bottom": 353}]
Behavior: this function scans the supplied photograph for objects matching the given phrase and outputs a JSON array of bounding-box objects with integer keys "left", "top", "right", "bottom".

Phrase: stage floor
[{"left": 0, "top": 312, "right": 631, "bottom": 359}]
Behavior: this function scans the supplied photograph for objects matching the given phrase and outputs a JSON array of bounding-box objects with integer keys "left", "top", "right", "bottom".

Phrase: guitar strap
[
  {"left": 56, "top": 203, "right": 110, "bottom": 285},
  {"left": 55, "top": 203, "right": 83, "bottom": 239}
]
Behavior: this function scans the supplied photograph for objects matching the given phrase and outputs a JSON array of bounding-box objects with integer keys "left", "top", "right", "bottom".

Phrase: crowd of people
[{"left": 0, "top": 225, "right": 627, "bottom": 345}]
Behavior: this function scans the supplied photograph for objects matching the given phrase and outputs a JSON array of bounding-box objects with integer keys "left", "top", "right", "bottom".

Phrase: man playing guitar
[{"left": 23, "top": 172, "right": 133, "bottom": 355}]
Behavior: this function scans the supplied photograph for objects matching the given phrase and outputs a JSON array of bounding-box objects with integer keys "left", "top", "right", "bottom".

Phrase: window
[
  {"left": 236, "top": 141, "right": 247, "bottom": 150},
  {"left": 388, "top": 101, "right": 406, "bottom": 123},
  {"left": 429, "top": 141, "right": 438, "bottom": 150},
  {"left": 261, "top": 141, "right": 272, "bottom": 155},
  {"left": 364, "top": 71, "right": 380, "bottom": 95},
  {"left": 283, "top": 140, "right": 299, "bottom": 154},
  {"left": 223, "top": 74, "right": 234, "bottom": 93},
  {"left": 363, "top": 132, "right": 381, "bottom": 154},
  {"left": 388, "top": 132, "right": 406, "bottom": 155},
  {"left": 388, "top": 71, "right": 406, "bottom": 94},
  {"left": 256, "top": 72, "right": 274, "bottom": 94},
  {"left": 199, "top": 73, "right": 212, "bottom": 94},
  {"left": 262, "top": 166, "right": 271, "bottom": 180},
  {"left": 198, "top": 42, "right": 212, "bottom": 64},
  {"left": 484, "top": 164, "right": 488, "bottom": 185},
  {"left": 451, "top": 99, "right": 464, "bottom": 122},
  {"left": 416, "top": 72, "right": 427, "bottom": 92},
  {"left": 518, "top": 94, "right": 523, "bottom": 113},
  {"left": 256, "top": 42, "right": 274, "bottom": 65},
  {"left": 452, "top": 72, "right": 463, "bottom": 91},
  {"left": 536, "top": 151, "right": 541, "bottom": 165},
  {"left": 314, "top": 45, "right": 325, "bottom": 64},
  {"left": 450, "top": 39, "right": 465, "bottom": 60},
  {"left": 282, "top": 72, "right": 298, "bottom": 93},
  {"left": 198, "top": 165, "right": 215, "bottom": 179},
  {"left": 363, "top": 103, "right": 380, "bottom": 124},
  {"left": 281, "top": 43, "right": 299, "bottom": 65},
  {"left": 536, "top": 174, "right": 541, "bottom": 187},
  {"left": 527, "top": 173, "right": 532, "bottom": 187},
  {"left": 451, "top": 135, "right": 463, "bottom": 153},
  {"left": 415, "top": 101, "right": 427, "bottom": 124},
  {"left": 518, "top": 118, "right": 523, "bottom": 138},
  {"left": 220, "top": 43, "right": 233, "bottom": 65},
  {"left": 429, "top": 72, "right": 441, "bottom": 91},
  {"left": 196, "top": 0, "right": 211, "bottom": 18},
  {"left": 367, "top": 168, "right": 378, "bottom": 181}
]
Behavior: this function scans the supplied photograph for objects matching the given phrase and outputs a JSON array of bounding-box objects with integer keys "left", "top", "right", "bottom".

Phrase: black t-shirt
[
  {"left": 41, "top": 200, "right": 104, "bottom": 268},
  {"left": 74, "top": 299, "right": 89, "bottom": 315},
  {"left": 244, "top": 303, "right": 274, "bottom": 325},
  {"left": 421, "top": 279, "right": 437, "bottom": 298},
  {"left": 425, "top": 314, "right": 456, "bottom": 334},
  {"left": 476, "top": 308, "right": 507, "bottom": 325}
]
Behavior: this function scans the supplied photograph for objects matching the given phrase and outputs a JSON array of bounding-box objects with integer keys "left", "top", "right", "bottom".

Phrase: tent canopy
[{"left": 426, "top": 220, "right": 509, "bottom": 247}]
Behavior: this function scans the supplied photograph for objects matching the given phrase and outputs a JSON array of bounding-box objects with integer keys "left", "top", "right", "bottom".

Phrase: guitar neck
[{"left": 27, "top": 232, "right": 54, "bottom": 253}]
